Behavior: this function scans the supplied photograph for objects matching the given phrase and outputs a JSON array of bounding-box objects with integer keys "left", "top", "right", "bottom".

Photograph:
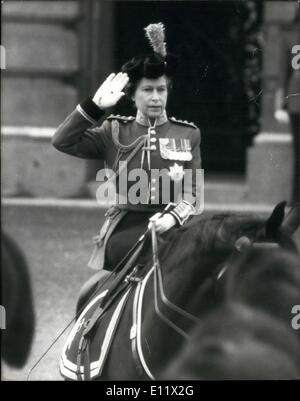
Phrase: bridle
[
  {"left": 148, "top": 219, "right": 289, "bottom": 341},
  {"left": 150, "top": 221, "right": 200, "bottom": 340}
]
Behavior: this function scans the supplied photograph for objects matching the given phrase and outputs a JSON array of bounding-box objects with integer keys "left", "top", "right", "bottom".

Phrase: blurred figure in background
[
  {"left": 275, "top": 9, "right": 300, "bottom": 203},
  {"left": 163, "top": 303, "right": 300, "bottom": 380},
  {"left": 1, "top": 231, "right": 35, "bottom": 368}
]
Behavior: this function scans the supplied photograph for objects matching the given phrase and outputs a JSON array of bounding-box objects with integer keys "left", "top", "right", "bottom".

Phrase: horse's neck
[
  {"left": 292, "top": 226, "right": 300, "bottom": 254},
  {"left": 153, "top": 217, "right": 232, "bottom": 316}
]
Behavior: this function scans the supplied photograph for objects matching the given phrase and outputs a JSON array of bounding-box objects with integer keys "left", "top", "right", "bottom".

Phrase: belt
[{"left": 114, "top": 204, "right": 166, "bottom": 213}]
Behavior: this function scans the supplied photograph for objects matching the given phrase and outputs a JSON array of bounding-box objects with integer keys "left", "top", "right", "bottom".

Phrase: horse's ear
[
  {"left": 265, "top": 201, "right": 287, "bottom": 237},
  {"left": 282, "top": 202, "right": 300, "bottom": 236}
]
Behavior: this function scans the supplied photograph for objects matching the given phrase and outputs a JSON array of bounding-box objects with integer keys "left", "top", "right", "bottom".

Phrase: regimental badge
[
  {"left": 159, "top": 138, "right": 192, "bottom": 161},
  {"left": 168, "top": 163, "right": 185, "bottom": 182}
]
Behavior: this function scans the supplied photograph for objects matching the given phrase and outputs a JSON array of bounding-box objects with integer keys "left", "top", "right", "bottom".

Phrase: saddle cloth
[{"left": 60, "top": 286, "right": 133, "bottom": 380}]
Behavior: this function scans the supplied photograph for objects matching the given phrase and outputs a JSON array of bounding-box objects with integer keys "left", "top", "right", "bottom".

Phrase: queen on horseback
[{"left": 52, "top": 23, "right": 202, "bottom": 277}]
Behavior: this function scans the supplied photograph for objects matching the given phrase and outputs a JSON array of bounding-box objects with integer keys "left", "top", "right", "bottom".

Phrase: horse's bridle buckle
[{"left": 125, "top": 265, "right": 144, "bottom": 283}]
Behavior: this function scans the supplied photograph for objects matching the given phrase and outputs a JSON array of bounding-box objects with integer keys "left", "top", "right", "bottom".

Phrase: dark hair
[
  {"left": 124, "top": 75, "right": 173, "bottom": 100},
  {"left": 121, "top": 52, "right": 177, "bottom": 100}
]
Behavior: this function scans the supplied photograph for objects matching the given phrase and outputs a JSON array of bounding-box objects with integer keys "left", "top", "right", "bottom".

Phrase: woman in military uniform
[{"left": 52, "top": 23, "right": 201, "bottom": 275}]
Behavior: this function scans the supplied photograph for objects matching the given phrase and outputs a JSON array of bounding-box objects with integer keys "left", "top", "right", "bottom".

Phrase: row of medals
[{"left": 159, "top": 138, "right": 192, "bottom": 161}]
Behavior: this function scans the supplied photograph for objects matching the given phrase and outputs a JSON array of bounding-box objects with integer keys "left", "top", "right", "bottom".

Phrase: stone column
[
  {"left": 247, "top": 2, "right": 296, "bottom": 204},
  {"left": 82, "top": 0, "right": 115, "bottom": 198}
]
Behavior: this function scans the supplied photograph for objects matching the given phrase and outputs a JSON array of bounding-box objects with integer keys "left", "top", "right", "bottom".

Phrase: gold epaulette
[
  {"left": 169, "top": 116, "right": 197, "bottom": 129},
  {"left": 107, "top": 115, "right": 135, "bottom": 123}
]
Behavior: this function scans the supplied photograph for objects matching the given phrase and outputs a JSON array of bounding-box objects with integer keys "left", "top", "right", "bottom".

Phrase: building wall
[
  {"left": 2, "top": 1, "right": 297, "bottom": 202},
  {"left": 246, "top": 1, "right": 299, "bottom": 203},
  {"left": 1, "top": 1, "right": 116, "bottom": 198},
  {"left": 2, "top": 1, "right": 80, "bottom": 126},
  {"left": 1, "top": 1, "right": 114, "bottom": 198}
]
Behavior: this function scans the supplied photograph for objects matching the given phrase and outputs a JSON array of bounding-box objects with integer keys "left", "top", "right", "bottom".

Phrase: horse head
[
  {"left": 162, "top": 302, "right": 300, "bottom": 380},
  {"left": 152, "top": 202, "right": 298, "bottom": 314},
  {"left": 140, "top": 202, "right": 299, "bottom": 370},
  {"left": 212, "top": 201, "right": 298, "bottom": 254},
  {"left": 160, "top": 203, "right": 300, "bottom": 379},
  {"left": 222, "top": 203, "right": 300, "bottom": 337}
]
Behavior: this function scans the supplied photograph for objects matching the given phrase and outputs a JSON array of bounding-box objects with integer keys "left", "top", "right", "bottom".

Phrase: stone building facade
[{"left": 1, "top": 1, "right": 299, "bottom": 203}]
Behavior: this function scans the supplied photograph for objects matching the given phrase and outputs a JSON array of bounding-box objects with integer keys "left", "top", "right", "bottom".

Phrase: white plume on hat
[{"left": 144, "top": 22, "right": 167, "bottom": 58}]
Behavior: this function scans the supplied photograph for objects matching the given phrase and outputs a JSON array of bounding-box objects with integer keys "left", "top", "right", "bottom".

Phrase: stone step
[
  {"left": 2, "top": 127, "right": 249, "bottom": 204},
  {"left": 201, "top": 174, "right": 248, "bottom": 204},
  {"left": 4, "top": 127, "right": 291, "bottom": 206},
  {"left": 2, "top": 197, "right": 274, "bottom": 216},
  {"left": 86, "top": 175, "right": 248, "bottom": 206}
]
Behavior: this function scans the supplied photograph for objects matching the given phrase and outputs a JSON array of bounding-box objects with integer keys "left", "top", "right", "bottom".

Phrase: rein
[
  {"left": 149, "top": 222, "right": 284, "bottom": 341},
  {"left": 150, "top": 222, "right": 200, "bottom": 340},
  {"left": 26, "top": 229, "right": 148, "bottom": 381}
]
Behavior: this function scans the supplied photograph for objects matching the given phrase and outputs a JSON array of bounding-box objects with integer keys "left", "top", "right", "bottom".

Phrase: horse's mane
[
  {"left": 150, "top": 212, "right": 267, "bottom": 270},
  {"left": 138, "top": 208, "right": 299, "bottom": 318},
  {"left": 150, "top": 206, "right": 299, "bottom": 274}
]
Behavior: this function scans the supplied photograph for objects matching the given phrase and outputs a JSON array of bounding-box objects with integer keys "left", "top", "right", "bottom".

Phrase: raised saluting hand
[{"left": 92, "top": 72, "right": 129, "bottom": 110}]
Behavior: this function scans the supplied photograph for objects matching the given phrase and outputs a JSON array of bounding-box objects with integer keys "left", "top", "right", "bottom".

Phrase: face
[{"left": 132, "top": 75, "right": 168, "bottom": 118}]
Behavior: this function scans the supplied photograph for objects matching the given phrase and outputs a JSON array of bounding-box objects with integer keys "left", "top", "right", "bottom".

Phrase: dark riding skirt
[{"left": 105, "top": 209, "right": 159, "bottom": 271}]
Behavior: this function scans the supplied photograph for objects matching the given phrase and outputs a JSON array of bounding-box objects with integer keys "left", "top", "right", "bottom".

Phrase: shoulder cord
[
  {"left": 139, "top": 118, "right": 157, "bottom": 203},
  {"left": 111, "top": 120, "right": 145, "bottom": 151},
  {"left": 111, "top": 120, "right": 147, "bottom": 174},
  {"left": 140, "top": 118, "right": 156, "bottom": 170}
]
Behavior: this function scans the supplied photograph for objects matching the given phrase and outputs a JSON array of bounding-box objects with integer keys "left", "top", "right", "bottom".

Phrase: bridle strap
[
  {"left": 149, "top": 225, "right": 284, "bottom": 339},
  {"left": 150, "top": 223, "right": 200, "bottom": 339},
  {"left": 75, "top": 234, "right": 148, "bottom": 380},
  {"left": 27, "top": 229, "right": 148, "bottom": 381}
]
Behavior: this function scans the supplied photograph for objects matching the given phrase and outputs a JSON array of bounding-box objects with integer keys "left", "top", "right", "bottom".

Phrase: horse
[
  {"left": 1, "top": 231, "right": 35, "bottom": 368},
  {"left": 59, "top": 201, "right": 300, "bottom": 380},
  {"left": 162, "top": 302, "right": 300, "bottom": 380},
  {"left": 162, "top": 249, "right": 300, "bottom": 380},
  {"left": 162, "top": 204, "right": 300, "bottom": 379}
]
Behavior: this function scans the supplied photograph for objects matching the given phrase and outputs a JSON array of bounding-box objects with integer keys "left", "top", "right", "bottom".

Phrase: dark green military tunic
[{"left": 52, "top": 97, "right": 202, "bottom": 270}]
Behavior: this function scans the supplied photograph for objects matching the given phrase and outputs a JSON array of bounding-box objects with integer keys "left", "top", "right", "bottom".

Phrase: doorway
[{"left": 113, "top": 0, "right": 262, "bottom": 173}]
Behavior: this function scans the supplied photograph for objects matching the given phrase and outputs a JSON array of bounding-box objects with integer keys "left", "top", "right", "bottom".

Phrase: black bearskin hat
[{"left": 121, "top": 23, "right": 178, "bottom": 82}]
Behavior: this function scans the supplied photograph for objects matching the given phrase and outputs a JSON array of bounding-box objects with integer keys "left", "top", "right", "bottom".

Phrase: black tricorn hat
[{"left": 121, "top": 23, "right": 178, "bottom": 82}]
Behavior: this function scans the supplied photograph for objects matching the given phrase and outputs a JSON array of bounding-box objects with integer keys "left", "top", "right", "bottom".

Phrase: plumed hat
[{"left": 121, "top": 23, "right": 178, "bottom": 82}]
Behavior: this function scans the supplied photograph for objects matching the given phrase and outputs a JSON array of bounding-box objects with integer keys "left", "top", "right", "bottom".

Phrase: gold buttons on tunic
[
  {"left": 150, "top": 137, "right": 157, "bottom": 143},
  {"left": 150, "top": 145, "right": 156, "bottom": 151}
]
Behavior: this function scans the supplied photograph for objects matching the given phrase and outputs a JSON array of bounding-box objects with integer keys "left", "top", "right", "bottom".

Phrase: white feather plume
[{"left": 144, "top": 22, "right": 167, "bottom": 58}]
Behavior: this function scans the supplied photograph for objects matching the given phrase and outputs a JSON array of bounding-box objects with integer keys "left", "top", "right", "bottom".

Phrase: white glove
[
  {"left": 148, "top": 213, "right": 177, "bottom": 234},
  {"left": 92, "top": 72, "right": 129, "bottom": 110},
  {"left": 274, "top": 109, "right": 290, "bottom": 124}
]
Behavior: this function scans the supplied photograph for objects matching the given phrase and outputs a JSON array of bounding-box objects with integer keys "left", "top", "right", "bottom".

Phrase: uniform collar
[{"left": 136, "top": 110, "right": 168, "bottom": 127}]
